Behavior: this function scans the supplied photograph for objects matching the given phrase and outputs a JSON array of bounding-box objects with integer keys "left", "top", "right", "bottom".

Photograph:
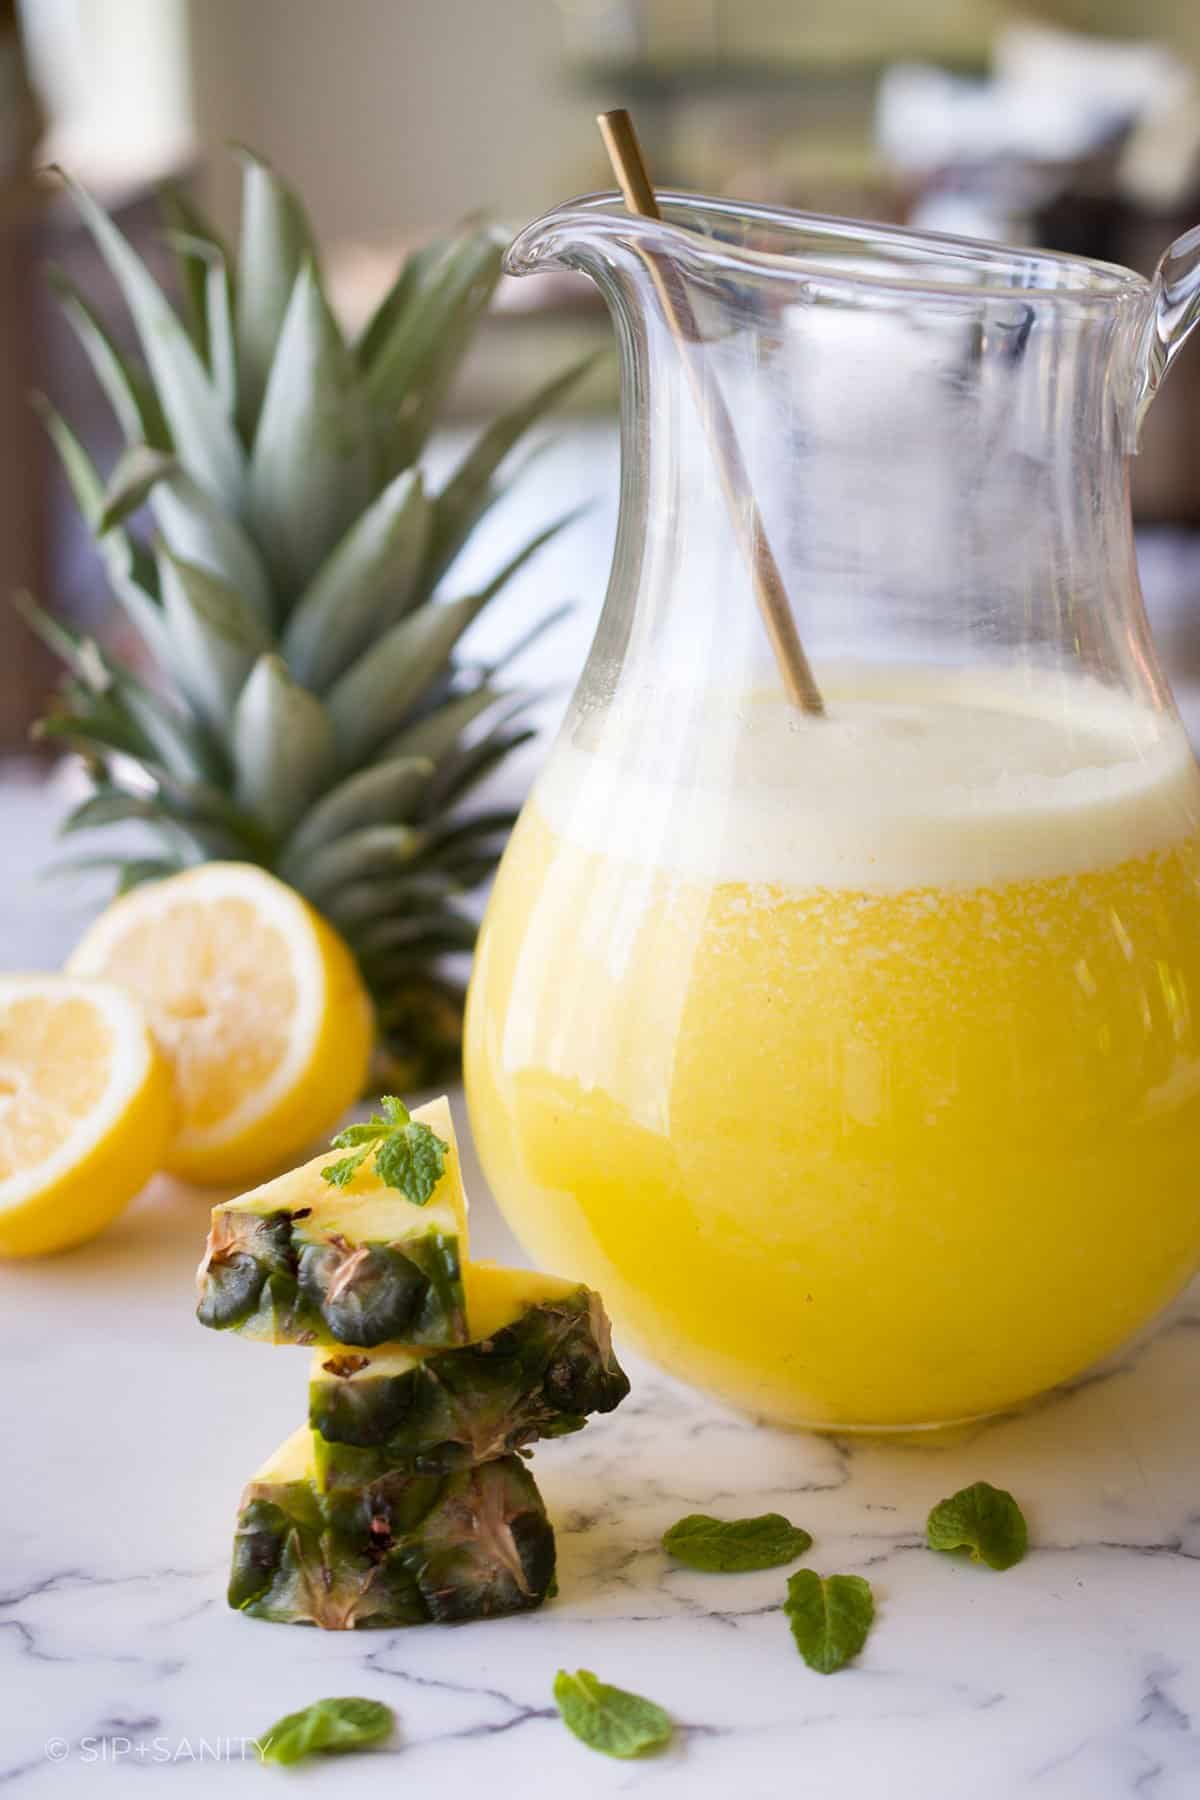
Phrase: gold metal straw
[{"left": 596, "top": 108, "right": 825, "bottom": 716}]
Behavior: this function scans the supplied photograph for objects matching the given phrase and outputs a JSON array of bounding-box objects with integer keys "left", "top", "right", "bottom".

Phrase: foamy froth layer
[{"left": 535, "top": 665, "right": 1200, "bottom": 890}]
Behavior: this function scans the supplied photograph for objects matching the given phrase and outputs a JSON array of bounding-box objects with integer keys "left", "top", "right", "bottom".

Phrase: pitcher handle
[{"left": 1133, "top": 222, "right": 1200, "bottom": 439}]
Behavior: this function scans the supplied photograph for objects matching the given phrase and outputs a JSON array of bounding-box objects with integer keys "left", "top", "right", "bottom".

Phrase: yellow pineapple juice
[{"left": 465, "top": 667, "right": 1200, "bottom": 1428}]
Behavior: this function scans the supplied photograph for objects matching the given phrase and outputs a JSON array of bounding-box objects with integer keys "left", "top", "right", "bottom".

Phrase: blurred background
[{"left": 4, "top": 0, "right": 1200, "bottom": 940}]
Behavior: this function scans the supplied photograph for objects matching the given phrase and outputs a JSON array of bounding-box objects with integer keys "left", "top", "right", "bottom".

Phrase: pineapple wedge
[
  {"left": 309, "top": 1261, "right": 630, "bottom": 1475},
  {"left": 197, "top": 1097, "right": 469, "bottom": 1347},
  {"left": 228, "top": 1426, "right": 555, "bottom": 1629}
]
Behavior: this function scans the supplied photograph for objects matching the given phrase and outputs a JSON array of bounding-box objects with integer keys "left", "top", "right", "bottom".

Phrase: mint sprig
[
  {"left": 553, "top": 1669, "right": 673, "bottom": 1759},
  {"left": 663, "top": 1511, "right": 812, "bottom": 1573},
  {"left": 926, "top": 1481, "right": 1028, "bottom": 1571},
  {"left": 784, "top": 1570, "right": 875, "bottom": 1674},
  {"left": 258, "top": 1696, "right": 393, "bottom": 1764},
  {"left": 321, "top": 1096, "right": 447, "bottom": 1204}
]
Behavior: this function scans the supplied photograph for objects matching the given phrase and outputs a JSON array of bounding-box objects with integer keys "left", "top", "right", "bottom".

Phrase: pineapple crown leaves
[
  {"left": 23, "top": 146, "right": 601, "bottom": 1043},
  {"left": 322, "top": 1095, "right": 448, "bottom": 1204}
]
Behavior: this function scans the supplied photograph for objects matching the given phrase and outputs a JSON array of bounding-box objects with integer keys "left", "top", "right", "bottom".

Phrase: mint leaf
[
  {"left": 553, "top": 1669, "right": 672, "bottom": 1759},
  {"left": 374, "top": 1120, "right": 447, "bottom": 1205},
  {"left": 402, "top": 1121, "right": 446, "bottom": 1202},
  {"left": 321, "top": 1148, "right": 370, "bottom": 1188},
  {"left": 320, "top": 1099, "right": 446, "bottom": 1204},
  {"left": 328, "top": 1122, "right": 384, "bottom": 1149},
  {"left": 663, "top": 1512, "right": 812, "bottom": 1572},
  {"left": 784, "top": 1570, "right": 874, "bottom": 1674},
  {"left": 259, "top": 1696, "right": 393, "bottom": 1765},
  {"left": 926, "top": 1481, "right": 1028, "bottom": 1571}
]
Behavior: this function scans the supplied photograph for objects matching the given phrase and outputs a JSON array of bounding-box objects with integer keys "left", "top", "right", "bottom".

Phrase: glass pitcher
[{"left": 464, "top": 194, "right": 1200, "bottom": 1431}]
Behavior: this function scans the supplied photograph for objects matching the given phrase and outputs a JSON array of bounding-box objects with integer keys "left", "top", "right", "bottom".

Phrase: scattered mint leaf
[
  {"left": 553, "top": 1669, "right": 673, "bottom": 1759},
  {"left": 258, "top": 1696, "right": 393, "bottom": 1765},
  {"left": 663, "top": 1512, "right": 812, "bottom": 1572},
  {"left": 784, "top": 1570, "right": 874, "bottom": 1674},
  {"left": 321, "top": 1097, "right": 447, "bottom": 1204},
  {"left": 926, "top": 1481, "right": 1028, "bottom": 1571}
]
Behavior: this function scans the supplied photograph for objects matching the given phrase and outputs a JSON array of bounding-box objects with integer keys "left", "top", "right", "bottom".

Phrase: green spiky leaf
[
  {"left": 423, "top": 724, "right": 536, "bottom": 815},
  {"left": 297, "top": 824, "right": 426, "bottom": 902},
  {"left": 354, "top": 231, "right": 451, "bottom": 370},
  {"left": 58, "top": 169, "right": 246, "bottom": 512},
  {"left": 164, "top": 229, "right": 238, "bottom": 417},
  {"left": 46, "top": 265, "right": 169, "bottom": 449},
  {"left": 15, "top": 590, "right": 222, "bottom": 788},
  {"left": 60, "top": 788, "right": 159, "bottom": 835},
  {"left": 365, "top": 228, "right": 505, "bottom": 475},
  {"left": 417, "top": 808, "right": 519, "bottom": 868},
  {"left": 157, "top": 181, "right": 231, "bottom": 360},
  {"left": 158, "top": 550, "right": 270, "bottom": 731},
  {"left": 281, "top": 756, "right": 433, "bottom": 867},
  {"left": 151, "top": 472, "right": 274, "bottom": 632},
  {"left": 232, "top": 655, "right": 336, "bottom": 839},
  {"left": 234, "top": 147, "right": 317, "bottom": 437},
  {"left": 325, "top": 591, "right": 493, "bottom": 770},
  {"left": 425, "top": 353, "right": 599, "bottom": 590},
  {"left": 118, "top": 679, "right": 226, "bottom": 788},
  {"left": 249, "top": 261, "right": 373, "bottom": 597},
  {"left": 32, "top": 396, "right": 170, "bottom": 666},
  {"left": 320, "top": 870, "right": 461, "bottom": 933},
  {"left": 281, "top": 465, "right": 430, "bottom": 690},
  {"left": 351, "top": 905, "right": 477, "bottom": 963},
  {"left": 96, "top": 444, "right": 177, "bottom": 533},
  {"left": 45, "top": 851, "right": 186, "bottom": 890},
  {"left": 326, "top": 512, "right": 577, "bottom": 771},
  {"left": 58, "top": 782, "right": 241, "bottom": 863},
  {"left": 378, "top": 683, "right": 503, "bottom": 764}
]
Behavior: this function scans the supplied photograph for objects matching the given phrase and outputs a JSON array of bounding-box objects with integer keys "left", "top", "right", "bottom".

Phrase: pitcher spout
[
  {"left": 503, "top": 202, "right": 575, "bottom": 278},
  {"left": 504, "top": 192, "right": 635, "bottom": 279},
  {"left": 1133, "top": 221, "right": 1200, "bottom": 438}
]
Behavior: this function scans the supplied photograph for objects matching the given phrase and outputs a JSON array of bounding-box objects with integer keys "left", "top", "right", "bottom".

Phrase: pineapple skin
[
  {"left": 229, "top": 1439, "right": 556, "bottom": 1629},
  {"left": 196, "top": 1095, "right": 471, "bottom": 1347},
  {"left": 309, "top": 1277, "right": 630, "bottom": 1472},
  {"left": 197, "top": 1209, "right": 465, "bottom": 1348}
]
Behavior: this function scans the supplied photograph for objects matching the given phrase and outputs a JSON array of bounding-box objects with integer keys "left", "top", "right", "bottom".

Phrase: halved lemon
[
  {"left": 0, "top": 975, "right": 172, "bottom": 1256},
  {"left": 67, "top": 863, "right": 374, "bottom": 1186}
]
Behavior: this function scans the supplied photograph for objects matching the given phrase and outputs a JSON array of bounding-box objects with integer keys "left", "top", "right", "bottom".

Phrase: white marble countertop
[
  {"left": 4, "top": 498, "right": 1200, "bottom": 1795},
  {"left": 3, "top": 1135, "right": 1200, "bottom": 1799}
]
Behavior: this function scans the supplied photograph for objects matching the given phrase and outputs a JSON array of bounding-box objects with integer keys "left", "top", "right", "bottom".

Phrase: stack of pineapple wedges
[{"left": 197, "top": 1098, "right": 630, "bottom": 1630}]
